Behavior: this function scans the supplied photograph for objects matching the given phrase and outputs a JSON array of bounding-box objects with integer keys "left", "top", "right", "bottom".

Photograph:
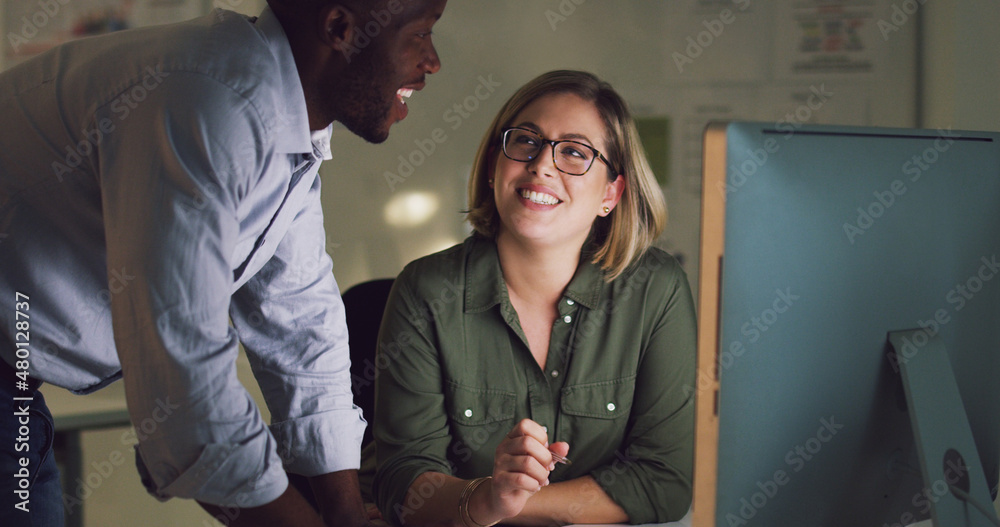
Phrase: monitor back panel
[{"left": 694, "top": 122, "right": 1000, "bottom": 527}]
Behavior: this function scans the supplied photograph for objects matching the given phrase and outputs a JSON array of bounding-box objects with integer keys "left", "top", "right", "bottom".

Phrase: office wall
[
  {"left": 921, "top": 0, "right": 1000, "bottom": 132},
  {"left": 321, "top": 1, "right": 919, "bottom": 296}
]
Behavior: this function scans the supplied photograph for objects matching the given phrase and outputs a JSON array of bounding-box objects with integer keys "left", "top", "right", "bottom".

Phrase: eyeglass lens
[{"left": 504, "top": 129, "right": 596, "bottom": 175}]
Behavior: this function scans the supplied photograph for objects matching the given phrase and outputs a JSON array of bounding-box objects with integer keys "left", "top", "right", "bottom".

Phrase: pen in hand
[
  {"left": 549, "top": 451, "right": 572, "bottom": 465},
  {"left": 542, "top": 425, "right": 571, "bottom": 465}
]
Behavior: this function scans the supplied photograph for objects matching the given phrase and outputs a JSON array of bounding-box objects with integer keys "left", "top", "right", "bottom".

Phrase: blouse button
[
  {"left": 607, "top": 402, "right": 616, "bottom": 412},
  {"left": 566, "top": 299, "right": 575, "bottom": 306},
  {"left": 563, "top": 315, "right": 572, "bottom": 323},
  {"left": 550, "top": 370, "right": 559, "bottom": 378},
  {"left": 464, "top": 409, "right": 473, "bottom": 418}
]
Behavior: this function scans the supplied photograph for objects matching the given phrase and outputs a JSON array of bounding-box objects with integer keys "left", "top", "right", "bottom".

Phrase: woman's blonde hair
[{"left": 466, "top": 70, "right": 667, "bottom": 281}]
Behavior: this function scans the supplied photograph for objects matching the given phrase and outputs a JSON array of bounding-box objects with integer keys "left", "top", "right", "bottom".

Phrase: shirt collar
[
  {"left": 562, "top": 252, "right": 604, "bottom": 309},
  {"left": 311, "top": 125, "right": 333, "bottom": 160},
  {"left": 254, "top": 7, "right": 318, "bottom": 156},
  {"left": 463, "top": 236, "right": 605, "bottom": 313}
]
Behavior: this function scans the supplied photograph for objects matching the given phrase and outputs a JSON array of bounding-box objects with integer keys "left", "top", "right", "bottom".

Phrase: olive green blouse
[{"left": 372, "top": 235, "right": 695, "bottom": 524}]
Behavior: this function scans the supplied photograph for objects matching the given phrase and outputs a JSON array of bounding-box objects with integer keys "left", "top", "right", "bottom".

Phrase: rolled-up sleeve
[
  {"left": 589, "top": 264, "right": 697, "bottom": 523},
  {"left": 230, "top": 175, "right": 366, "bottom": 477},
  {"left": 99, "top": 73, "right": 286, "bottom": 507}
]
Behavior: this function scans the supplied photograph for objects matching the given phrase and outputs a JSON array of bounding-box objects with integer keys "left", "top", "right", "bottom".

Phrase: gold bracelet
[{"left": 458, "top": 476, "right": 500, "bottom": 527}]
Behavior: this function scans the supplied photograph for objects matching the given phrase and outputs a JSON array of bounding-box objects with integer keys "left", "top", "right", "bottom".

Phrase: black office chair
[
  {"left": 342, "top": 278, "right": 395, "bottom": 448},
  {"left": 287, "top": 278, "right": 394, "bottom": 508}
]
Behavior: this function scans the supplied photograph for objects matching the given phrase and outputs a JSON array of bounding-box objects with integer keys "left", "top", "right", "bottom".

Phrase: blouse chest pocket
[
  {"left": 445, "top": 382, "right": 516, "bottom": 426},
  {"left": 560, "top": 375, "right": 636, "bottom": 419}
]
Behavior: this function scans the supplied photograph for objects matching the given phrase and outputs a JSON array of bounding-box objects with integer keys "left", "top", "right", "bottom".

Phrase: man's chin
[
  {"left": 363, "top": 131, "right": 390, "bottom": 145},
  {"left": 346, "top": 123, "right": 390, "bottom": 145},
  {"left": 340, "top": 115, "right": 392, "bottom": 145}
]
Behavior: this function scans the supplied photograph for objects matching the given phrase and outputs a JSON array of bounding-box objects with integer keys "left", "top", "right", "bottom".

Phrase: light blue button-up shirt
[{"left": 0, "top": 8, "right": 365, "bottom": 507}]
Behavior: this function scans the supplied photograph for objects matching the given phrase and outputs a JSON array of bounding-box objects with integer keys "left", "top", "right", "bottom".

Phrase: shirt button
[
  {"left": 566, "top": 299, "right": 575, "bottom": 306},
  {"left": 551, "top": 370, "right": 559, "bottom": 378},
  {"left": 563, "top": 315, "right": 572, "bottom": 323},
  {"left": 607, "top": 402, "right": 616, "bottom": 412},
  {"left": 464, "top": 409, "right": 473, "bottom": 417}
]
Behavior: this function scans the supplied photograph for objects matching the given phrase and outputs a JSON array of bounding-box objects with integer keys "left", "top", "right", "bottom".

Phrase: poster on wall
[
  {"left": 774, "top": 0, "right": 880, "bottom": 77},
  {"left": 2, "top": 0, "right": 205, "bottom": 69}
]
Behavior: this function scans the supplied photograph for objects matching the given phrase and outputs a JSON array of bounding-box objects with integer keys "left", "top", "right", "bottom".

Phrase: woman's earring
[{"left": 603, "top": 206, "right": 611, "bottom": 214}]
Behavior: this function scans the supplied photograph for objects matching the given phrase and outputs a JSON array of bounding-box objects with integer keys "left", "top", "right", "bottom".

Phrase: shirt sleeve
[
  {"left": 97, "top": 72, "right": 286, "bottom": 507},
  {"left": 371, "top": 268, "right": 456, "bottom": 525},
  {"left": 229, "top": 174, "right": 366, "bottom": 477},
  {"left": 589, "top": 256, "right": 697, "bottom": 523}
]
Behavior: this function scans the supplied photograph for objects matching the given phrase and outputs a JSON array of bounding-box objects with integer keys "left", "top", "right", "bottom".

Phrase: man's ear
[{"left": 319, "top": 4, "right": 356, "bottom": 53}]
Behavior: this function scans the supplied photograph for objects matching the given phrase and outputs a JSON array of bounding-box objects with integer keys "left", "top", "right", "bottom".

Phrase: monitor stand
[{"left": 889, "top": 329, "right": 1000, "bottom": 527}]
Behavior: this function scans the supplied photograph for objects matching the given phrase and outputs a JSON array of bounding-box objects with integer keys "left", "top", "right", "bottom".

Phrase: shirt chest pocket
[
  {"left": 560, "top": 375, "right": 636, "bottom": 419},
  {"left": 445, "top": 382, "right": 516, "bottom": 426}
]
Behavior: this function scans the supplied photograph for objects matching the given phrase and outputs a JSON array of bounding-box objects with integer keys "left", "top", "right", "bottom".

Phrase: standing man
[{"left": 0, "top": 0, "right": 448, "bottom": 526}]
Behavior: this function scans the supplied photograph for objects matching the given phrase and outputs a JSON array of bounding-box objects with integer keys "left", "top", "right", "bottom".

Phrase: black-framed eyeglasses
[{"left": 500, "top": 127, "right": 615, "bottom": 177}]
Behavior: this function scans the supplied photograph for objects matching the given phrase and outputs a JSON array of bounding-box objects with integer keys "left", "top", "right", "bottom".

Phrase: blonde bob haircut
[{"left": 465, "top": 70, "right": 667, "bottom": 281}]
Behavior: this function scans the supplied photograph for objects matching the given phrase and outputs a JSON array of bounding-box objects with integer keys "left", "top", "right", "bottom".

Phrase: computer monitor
[{"left": 692, "top": 121, "right": 1000, "bottom": 526}]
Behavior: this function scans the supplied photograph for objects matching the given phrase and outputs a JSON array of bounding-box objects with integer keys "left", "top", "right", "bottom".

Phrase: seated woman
[{"left": 371, "top": 70, "right": 695, "bottom": 526}]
